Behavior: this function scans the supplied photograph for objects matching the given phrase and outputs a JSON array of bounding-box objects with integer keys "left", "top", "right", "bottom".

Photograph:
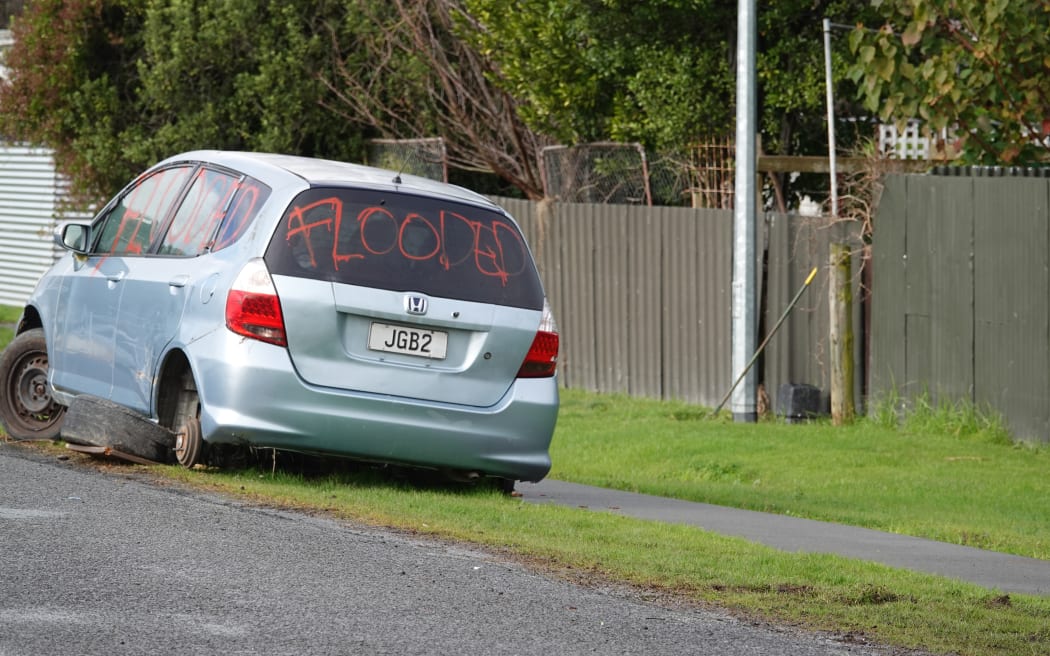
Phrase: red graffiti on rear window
[
  {"left": 283, "top": 198, "right": 529, "bottom": 286},
  {"left": 285, "top": 197, "right": 340, "bottom": 269}
]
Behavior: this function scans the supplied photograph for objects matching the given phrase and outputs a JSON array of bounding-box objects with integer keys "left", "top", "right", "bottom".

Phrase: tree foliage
[
  {"left": 462, "top": 0, "right": 735, "bottom": 152},
  {"left": 133, "top": 0, "right": 362, "bottom": 167},
  {"left": 758, "top": 1, "right": 882, "bottom": 156},
  {"left": 0, "top": 0, "right": 146, "bottom": 204},
  {"left": 461, "top": 0, "right": 880, "bottom": 158},
  {"left": 0, "top": 0, "right": 365, "bottom": 205},
  {"left": 0, "top": 0, "right": 899, "bottom": 206},
  {"left": 848, "top": 0, "right": 1050, "bottom": 164}
]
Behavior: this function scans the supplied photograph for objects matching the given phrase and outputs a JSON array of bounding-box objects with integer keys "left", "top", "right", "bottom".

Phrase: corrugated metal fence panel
[
  {"left": 593, "top": 204, "right": 631, "bottom": 393},
  {"left": 0, "top": 144, "right": 62, "bottom": 306},
  {"left": 558, "top": 201, "right": 598, "bottom": 390},
  {"left": 495, "top": 196, "right": 736, "bottom": 404},
  {"left": 627, "top": 203, "right": 662, "bottom": 398},
  {"left": 662, "top": 209, "right": 703, "bottom": 402},
  {"left": 972, "top": 177, "right": 1050, "bottom": 440},
  {"left": 662, "top": 207, "right": 732, "bottom": 406},
  {"left": 764, "top": 213, "right": 864, "bottom": 415},
  {"left": 695, "top": 207, "right": 733, "bottom": 405},
  {"left": 766, "top": 213, "right": 819, "bottom": 407}
]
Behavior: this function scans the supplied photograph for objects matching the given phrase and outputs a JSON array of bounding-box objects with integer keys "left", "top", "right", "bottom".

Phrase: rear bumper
[{"left": 190, "top": 331, "right": 558, "bottom": 481}]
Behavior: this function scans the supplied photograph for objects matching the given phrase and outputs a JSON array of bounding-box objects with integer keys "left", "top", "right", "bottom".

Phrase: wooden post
[{"left": 830, "top": 243, "right": 856, "bottom": 425}]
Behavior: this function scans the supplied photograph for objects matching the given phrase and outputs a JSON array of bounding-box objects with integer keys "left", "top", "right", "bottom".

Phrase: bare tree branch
[{"left": 319, "top": 0, "right": 550, "bottom": 198}]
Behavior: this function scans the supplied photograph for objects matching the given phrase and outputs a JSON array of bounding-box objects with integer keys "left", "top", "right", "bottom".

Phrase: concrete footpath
[{"left": 518, "top": 479, "right": 1050, "bottom": 596}]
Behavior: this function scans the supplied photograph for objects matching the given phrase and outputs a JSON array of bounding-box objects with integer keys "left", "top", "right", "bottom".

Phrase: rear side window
[
  {"left": 265, "top": 188, "right": 544, "bottom": 310},
  {"left": 159, "top": 168, "right": 271, "bottom": 256}
]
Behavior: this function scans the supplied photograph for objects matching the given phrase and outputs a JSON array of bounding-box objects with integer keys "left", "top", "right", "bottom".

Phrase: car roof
[{"left": 159, "top": 150, "right": 500, "bottom": 210}]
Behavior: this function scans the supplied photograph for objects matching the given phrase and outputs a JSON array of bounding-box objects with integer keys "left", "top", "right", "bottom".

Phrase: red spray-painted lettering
[{"left": 284, "top": 199, "right": 528, "bottom": 286}]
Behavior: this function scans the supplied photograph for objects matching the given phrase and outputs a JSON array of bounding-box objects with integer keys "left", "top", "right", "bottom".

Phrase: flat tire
[{"left": 61, "top": 395, "right": 175, "bottom": 464}]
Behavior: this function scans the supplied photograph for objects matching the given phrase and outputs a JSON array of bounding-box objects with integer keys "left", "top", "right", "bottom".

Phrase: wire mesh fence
[
  {"left": 539, "top": 140, "right": 737, "bottom": 208},
  {"left": 366, "top": 136, "right": 738, "bottom": 208},
  {"left": 540, "top": 143, "right": 652, "bottom": 205},
  {"left": 366, "top": 138, "right": 448, "bottom": 182},
  {"left": 646, "top": 153, "right": 694, "bottom": 207}
]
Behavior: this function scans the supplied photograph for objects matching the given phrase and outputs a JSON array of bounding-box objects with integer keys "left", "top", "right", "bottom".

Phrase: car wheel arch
[
  {"left": 15, "top": 305, "right": 43, "bottom": 334},
  {"left": 153, "top": 348, "right": 191, "bottom": 419},
  {"left": 155, "top": 349, "right": 194, "bottom": 429},
  {"left": 155, "top": 348, "right": 209, "bottom": 469}
]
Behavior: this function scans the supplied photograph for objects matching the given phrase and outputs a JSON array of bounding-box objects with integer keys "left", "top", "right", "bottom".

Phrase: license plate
[{"left": 368, "top": 322, "right": 448, "bottom": 360}]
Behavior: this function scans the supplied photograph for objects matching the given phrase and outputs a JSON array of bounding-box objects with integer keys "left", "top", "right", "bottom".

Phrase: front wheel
[{"left": 0, "top": 328, "right": 66, "bottom": 440}]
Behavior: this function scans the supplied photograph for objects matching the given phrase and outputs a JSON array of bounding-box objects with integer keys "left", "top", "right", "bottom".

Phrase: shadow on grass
[{"left": 193, "top": 445, "right": 511, "bottom": 497}]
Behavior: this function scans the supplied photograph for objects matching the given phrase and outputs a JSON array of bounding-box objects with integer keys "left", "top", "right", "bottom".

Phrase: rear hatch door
[{"left": 265, "top": 187, "right": 545, "bottom": 408}]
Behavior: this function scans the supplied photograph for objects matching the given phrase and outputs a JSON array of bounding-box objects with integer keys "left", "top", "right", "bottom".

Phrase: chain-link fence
[
  {"left": 646, "top": 153, "right": 694, "bottom": 207},
  {"left": 366, "top": 138, "right": 448, "bottom": 182},
  {"left": 367, "top": 137, "right": 737, "bottom": 208},
  {"left": 540, "top": 143, "right": 652, "bottom": 205},
  {"left": 539, "top": 140, "right": 736, "bottom": 208}
]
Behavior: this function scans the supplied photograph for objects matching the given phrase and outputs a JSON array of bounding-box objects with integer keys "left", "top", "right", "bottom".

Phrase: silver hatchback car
[{"left": 0, "top": 151, "right": 559, "bottom": 486}]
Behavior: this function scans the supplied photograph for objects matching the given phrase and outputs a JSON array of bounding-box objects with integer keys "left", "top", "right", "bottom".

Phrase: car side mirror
[{"left": 55, "top": 223, "right": 90, "bottom": 254}]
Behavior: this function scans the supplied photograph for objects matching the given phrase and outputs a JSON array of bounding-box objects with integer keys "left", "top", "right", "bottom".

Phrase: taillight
[
  {"left": 225, "top": 258, "right": 287, "bottom": 347},
  {"left": 517, "top": 301, "right": 559, "bottom": 378}
]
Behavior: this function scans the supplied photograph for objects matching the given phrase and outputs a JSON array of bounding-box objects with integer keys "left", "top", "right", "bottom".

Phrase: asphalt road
[{"left": 0, "top": 443, "right": 888, "bottom": 656}]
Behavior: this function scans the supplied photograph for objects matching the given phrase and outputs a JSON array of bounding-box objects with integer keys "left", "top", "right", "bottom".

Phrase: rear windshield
[{"left": 265, "top": 187, "right": 544, "bottom": 310}]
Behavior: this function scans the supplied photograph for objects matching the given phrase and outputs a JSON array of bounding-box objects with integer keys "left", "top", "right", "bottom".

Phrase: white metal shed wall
[{"left": 0, "top": 144, "right": 66, "bottom": 307}]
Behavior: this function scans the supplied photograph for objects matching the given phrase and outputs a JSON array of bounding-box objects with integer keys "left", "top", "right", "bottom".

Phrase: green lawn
[
  {"left": 0, "top": 306, "right": 20, "bottom": 322},
  {"left": 0, "top": 306, "right": 17, "bottom": 361}
]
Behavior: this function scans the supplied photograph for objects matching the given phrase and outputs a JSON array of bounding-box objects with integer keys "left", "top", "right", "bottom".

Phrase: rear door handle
[{"left": 169, "top": 275, "right": 191, "bottom": 288}]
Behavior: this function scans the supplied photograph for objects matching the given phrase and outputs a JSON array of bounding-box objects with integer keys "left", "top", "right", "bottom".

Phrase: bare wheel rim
[
  {"left": 174, "top": 416, "right": 203, "bottom": 468},
  {"left": 4, "top": 349, "right": 64, "bottom": 436}
]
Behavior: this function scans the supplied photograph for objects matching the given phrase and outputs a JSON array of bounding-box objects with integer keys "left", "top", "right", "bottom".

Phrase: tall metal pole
[
  {"left": 731, "top": 0, "right": 758, "bottom": 422},
  {"left": 823, "top": 18, "right": 839, "bottom": 219}
]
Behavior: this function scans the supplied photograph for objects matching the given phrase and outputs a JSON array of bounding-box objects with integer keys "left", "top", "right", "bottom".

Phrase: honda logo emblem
[{"left": 405, "top": 295, "right": 428, "bottom": 315}]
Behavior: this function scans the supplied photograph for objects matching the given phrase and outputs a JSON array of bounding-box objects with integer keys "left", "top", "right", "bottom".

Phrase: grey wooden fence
[
  {"left": 496, "top": 197, "right": 862, "bottom": 412},
  {"left": 871, "top": 171, "right": 1050, "bottom": 442}
]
